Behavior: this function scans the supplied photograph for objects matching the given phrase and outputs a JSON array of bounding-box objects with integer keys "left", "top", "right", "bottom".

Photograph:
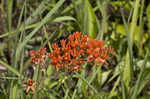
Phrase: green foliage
[{"left": 146, "top": 3, "right": 150, "bottom": 33}]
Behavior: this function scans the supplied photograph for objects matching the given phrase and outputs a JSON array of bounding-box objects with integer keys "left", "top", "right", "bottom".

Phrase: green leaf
[
  {"left": 136, "top": 60, "right": 150, "bottom": 69},
  {"left": 108, "top": 60, "right": 125, "bottom": 83},
  {"left": 129, "top": 0, "right": 140, "bottom": 43},
  {"left": 7, "top": 0, "right": 13, "bottom": 32},
  {"left": 146, "top": 3, "right": 150, "bottom": 32},
  {"left": 123, "top": 53, "right": 131, "bottom": 91},
  {"left": 109, "top": 77, "right": 120, "bottom": 98},
  {"left": 111, "top": 1, "right": 133, "bottom": 10},
  {"left": 12, "top": 83, "right": 18, "bottom": 99},
  {"left": 83, "top": 0, "right": 98, "bottom": 38},
  {"left": 111, "top": 22, "right": 148, "bottom": 44},
  {"left": 46, "top": 65, "right": 53, "bottom": 76},
  {"left": 52, "top": 16, "right": 76, "bottom": 22},
  {"left": 101, "top": 70, "right": 112, "bottom": 86},
  {"left": 121, "top": 72, "right": 127, "bottom": 99}
]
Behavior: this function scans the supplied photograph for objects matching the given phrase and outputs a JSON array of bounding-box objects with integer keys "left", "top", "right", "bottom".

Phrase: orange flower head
[
  {"left": 52, "top": 43, "right": 59, "bottom": 50},
  {"left": 51, "top": 57, "right": 58, "bottom": 65},
  {"left": 81, "top": 35, "right": 89, "bottom": 42},
  {"left": 69, "top": 41, "right": 76, "bottom": 48},
  {"left": 74, "top": 32, "right": 81, "bottom": 40},
  {"left": 97, "top": 40, "right": 104, "bottom": 48},
  {"left": 70, "top": 65, "right": 81, "bottom": 72},
  {"left": 30, "top": 50, "right": 35, "bottom": 57},
  {"left": 78, "top": 58, "right": 84, "bottom": 65},
  {"left": 28, "top": 79, "right": 34, "bottom": 86},
  {"left": 68, "top": 34, "right": 74, "bottom": 41},
  {"left": 63, "top": 52, "right": 70, "bottom": 61},
  {"left": 49, "top": 52, "right": 55, "bottom": 58},
  {"left": 23, "top": 79, "right": 36, "bottom": 93},
  {"left": 61, "top": 40, "right": 66, "bottom": 48},
  {"left": 71, "top": 48, "right": 79, "bottom": 58},
  {"left": 54, "top": 48, "right": 61, "bottom": 55},
  {"left": 41, "top": 48, "right": 46, "bottom": 55},
  {"left": 30, "top": 48, "right": 47, "bottom": 65},
  {"left": 48, "top": 32, "right": 115, "bottom": 72}
]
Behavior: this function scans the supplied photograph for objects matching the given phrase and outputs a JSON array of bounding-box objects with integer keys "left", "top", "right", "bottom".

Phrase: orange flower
[
  {"left": 54, "top": 48, "right": 61, "bottom": 55},
  {"left": 51, "top": 57, "right": 58, "bottom": 64},
  {"left": 49, "top": 52, "right": 55, "bottom": 58},
  {"left": 23, "top": 79, "right": 36, "bottom": 93},
  {"left": 70, "top": 48, "right": 80, "bottom": 58},
  {"left": 61, "top": 40, "right": 70, "bottom": 53},
  {"left": 69, "top": 41, "right": 76, "bottom": 48},
  {"left": 68, "top": 34, "right": 75, "bottom": 41},
  {"left": 79, "top": 49, "right": 85, "bottom": 56},
  {"left": 78, "top": 58, "right": 84, "bottom": 65},
  {"left": 55, "top": 63, "right": 62, "bottom": 71},
  {"left": 48, "top": 32, "right": 115, "bottom": 72},
  {"left": 69, "top": 58, "right": 77, "bottom": 65},
  {"left": 74, "top": 32, "right": 81, "bottom": 40},
  {"left": 79, "top": 42, "right": 86, "bottom": 49},
  {"left": 63, "top": 52, "right": 70, "bottom": 61},
  {"left": 70, "top": 65, "right": 81, "bottom": 72},
  {"left": 61, "top": 40, "right": 66, "bottom": 48},
  {"left": 30, "top": 48, "right": 46, "bottom": 65},
  {"left": 81, "top": 35, "right": 90, "bottom": 42},
  {"left": 52, "top": 43, "right": 59, "bottom": 50},
  {"left": 87, "top": 56, "right": 94, "bottom": 62}
]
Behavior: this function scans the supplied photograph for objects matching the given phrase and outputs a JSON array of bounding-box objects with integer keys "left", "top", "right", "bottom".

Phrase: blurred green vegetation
[{"left": 0, "top": 0, "right": 150, "bottom": 99}]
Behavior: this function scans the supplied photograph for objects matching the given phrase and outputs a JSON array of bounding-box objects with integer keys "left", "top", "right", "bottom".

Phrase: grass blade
[
  {"left": 0, "top": 60, "right": 21, "bottom": 77},
  {"left": 120, "top": 72, "right": 126, "bottom": 99},
  {"left": 130, "top": 0, "right": 140, "bottom": 42},
  {"left": 52, "top": 16, "right": 76, "bottom": 22},
  {"left": 84, "top": 0, "right": 98, "bottom": 38},
  {"left": 7, "top": 0, "right": 13, "bottom": 33},
  {"left": 96, "top": 0, "right": 108, "bottom": 40},
  {"left": 12, "top": 83, "right": 18, "bottom": 99},
  {"left": 121, "top": 8, "right": 134, "bottom": 90},
  {"left": 64, "top": 89, "right": 69, "bottom": 99},
  {"left": 138, "top": 0, "right": 145, "bottom": 55}
]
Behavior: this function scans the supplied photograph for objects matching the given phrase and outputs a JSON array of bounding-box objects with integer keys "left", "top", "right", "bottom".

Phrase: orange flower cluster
[
  {"left": 87, "top": 39, "right": 115, "bottom": 66},
  {"left": 29, "top": 32, "right": 115, "bottom": 72},
  {"left": 49, "top": 32, "right": 115, "bottom": 72},
  {"left": 49, "top": 32, "right": 88, "bottom": 71},
  {"left": 30, "top": 48, "right": 47, "bottom": 65},
  {"left": 23, "top": 79, "right": 36, "bottom": 93}
]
